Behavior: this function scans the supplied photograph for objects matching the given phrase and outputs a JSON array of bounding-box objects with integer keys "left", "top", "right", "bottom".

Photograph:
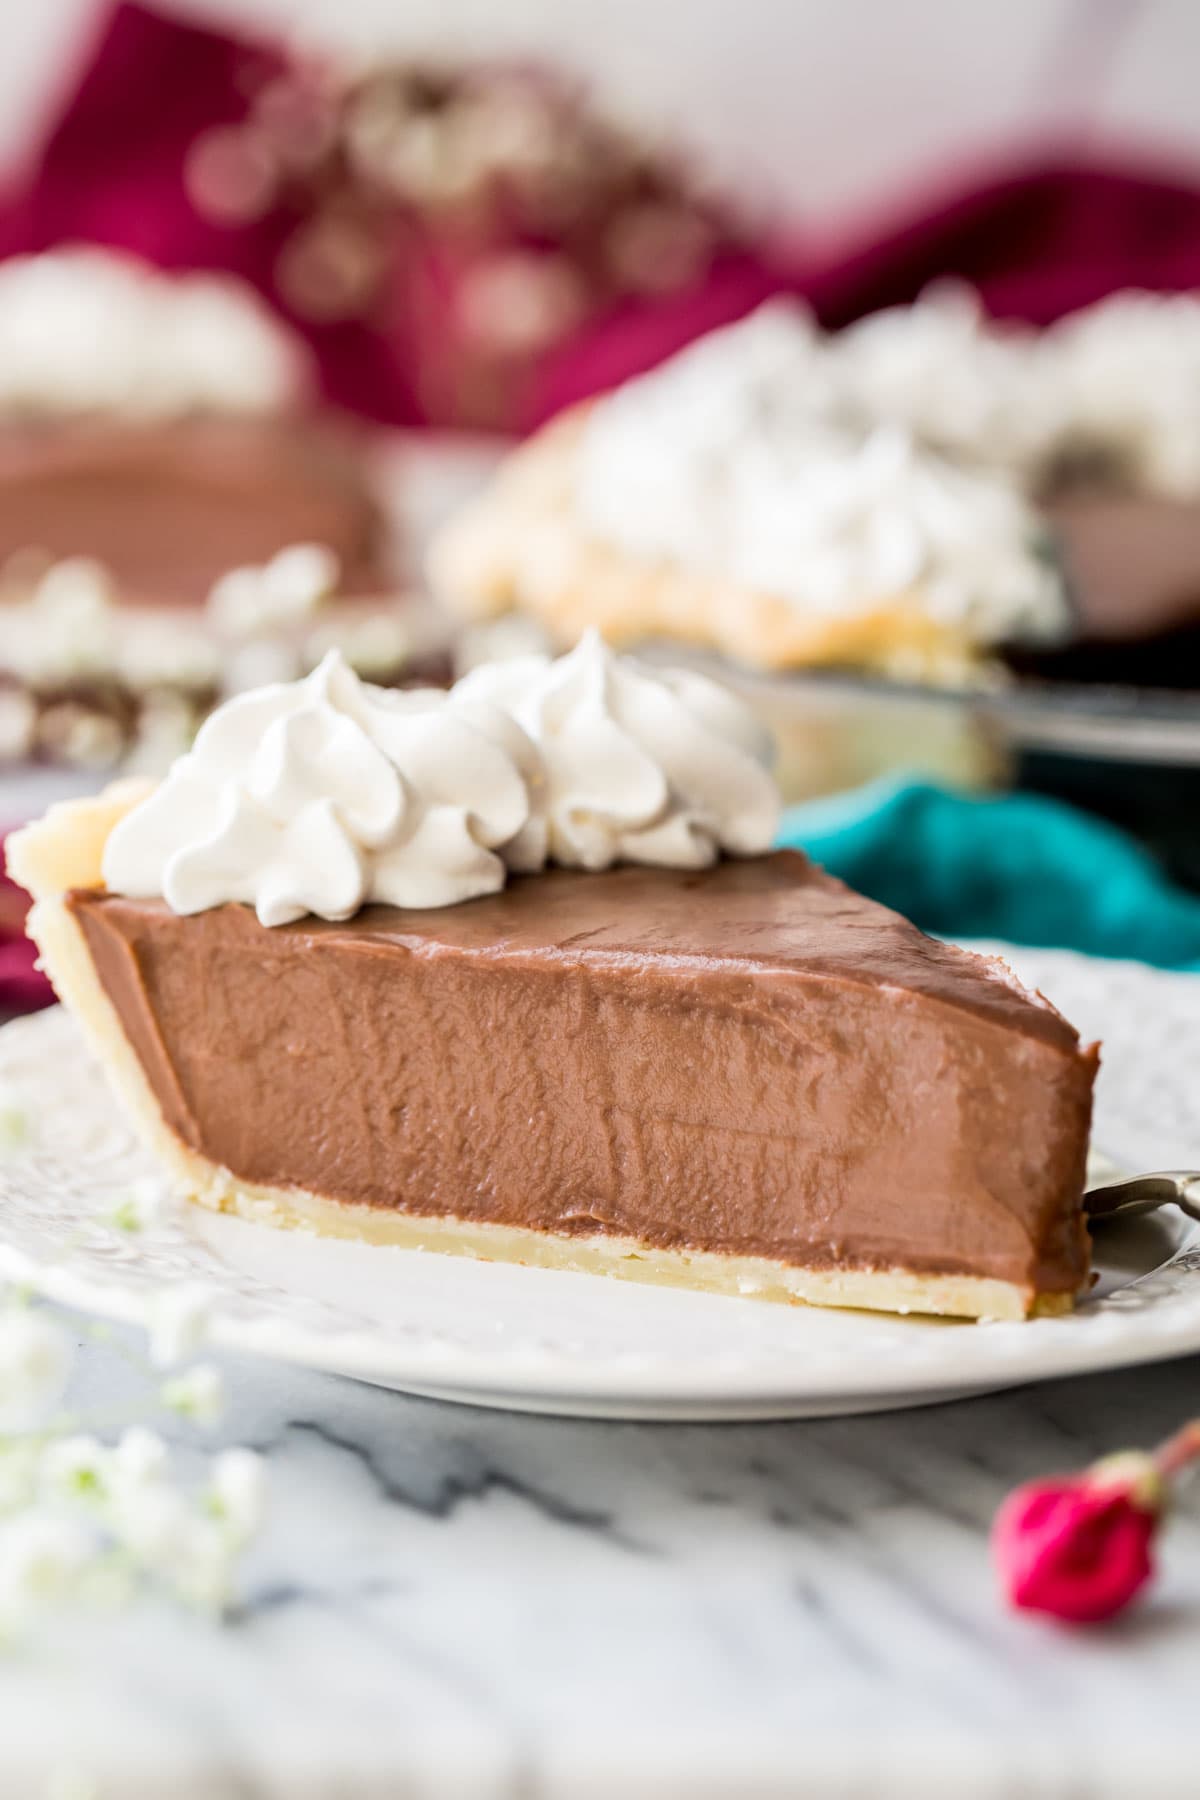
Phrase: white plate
[{"left": 0, "top": 945, "right": 1197, "bottom": 1420}]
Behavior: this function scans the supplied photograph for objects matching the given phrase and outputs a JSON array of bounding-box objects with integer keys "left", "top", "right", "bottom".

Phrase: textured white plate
[{"left": 0, "top": 944, "right": 1197, "bottom": 1419}]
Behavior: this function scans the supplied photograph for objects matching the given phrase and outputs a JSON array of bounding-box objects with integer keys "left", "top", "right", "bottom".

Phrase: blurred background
[
  {"left": 1, "top": 0, "right": 1199, "bottom": 1005},
  {"left": 8, "top": 1, "right": 1200, "bottom": 230}
]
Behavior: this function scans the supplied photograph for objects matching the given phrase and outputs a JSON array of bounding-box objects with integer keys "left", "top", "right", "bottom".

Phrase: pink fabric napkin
[
  {"left": 0, "top": 848, "right": 52, "bottom": 1015},
  {"left": 0, "top": 1, "right": 778, "bottom": 430},
  {"left": 8, "top": 4, "right": 1200, "bottom": 432}
]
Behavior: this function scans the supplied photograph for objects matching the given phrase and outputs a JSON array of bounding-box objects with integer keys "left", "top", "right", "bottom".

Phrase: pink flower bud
[{"left": 992, "top": 1454, "right": 1163, "bottom": 1624}]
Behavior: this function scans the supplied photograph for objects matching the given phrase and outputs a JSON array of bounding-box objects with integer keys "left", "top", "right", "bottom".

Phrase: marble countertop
[{"left": 4, "top": 1322, "right": 1198, "bottom": 1800}]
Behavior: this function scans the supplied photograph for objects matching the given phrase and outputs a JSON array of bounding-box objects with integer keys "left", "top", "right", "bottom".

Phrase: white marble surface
[{"left": 2, "top": 1317, "right": 1198, "bottom": 1800}]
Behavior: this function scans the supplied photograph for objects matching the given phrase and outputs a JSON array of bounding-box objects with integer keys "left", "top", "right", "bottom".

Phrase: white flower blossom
[
  {"left": 109, "top": 1426, "right": 169, "bottom": 1498},
  {"left": 0, "top": 1284, "right": 264, "bottom": 1637},
  {"left": 146, "top": 1283, "right": 214, "bottom": 1368},
  {"left": 161, "top": 1363, "right": 224, "bottom": 1426},
  {"left": 113, "top": 1483, "right": 238, "bottom": 1615},
  {"left": 0, "top": 1307, "right": 72, "bottom": 1431},
  {"left": 207, "top": 1448, "right": 267, "bottom": 1547},
  {"left": 0, "top": 1514, "right": 95, "bottom": 1629},
  {"left": 40, "top": 1434, "right": 109, "bottom": 1505}
]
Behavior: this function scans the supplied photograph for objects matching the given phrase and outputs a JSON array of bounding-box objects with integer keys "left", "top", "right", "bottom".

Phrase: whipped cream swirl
[
  {"left": 103, "top": 652, "right": 542, "bottom": 924},
  {"left": 104, "top": 637, "right": 780, "bottom": 923},
  {"left": 456, "top": 631, "right": 779, "bottom": 870}
]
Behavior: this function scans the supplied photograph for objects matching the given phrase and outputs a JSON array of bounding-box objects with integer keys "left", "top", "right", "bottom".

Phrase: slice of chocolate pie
[{"left": 9, "top": 638, "right": 1096, "bottom": 1321}]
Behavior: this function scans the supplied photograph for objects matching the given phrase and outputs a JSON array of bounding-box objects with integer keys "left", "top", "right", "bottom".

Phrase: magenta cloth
[
  {"left": 0, "top": 849, "right": 52, "bottom": 1016},
  {"left": 0, "top": 1, "right": 777, "bottom": 429},
  {"left": 6, "top": 2, "right": 1200, "bottom": 429}
]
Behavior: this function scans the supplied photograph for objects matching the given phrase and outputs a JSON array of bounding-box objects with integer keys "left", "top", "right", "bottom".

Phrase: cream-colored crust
[
  {"left": 427, "top": 409, "right": 983, "bottom": 681},
  {"left": 9, "top": 789, "right": 1070, "bottom": 1323}
]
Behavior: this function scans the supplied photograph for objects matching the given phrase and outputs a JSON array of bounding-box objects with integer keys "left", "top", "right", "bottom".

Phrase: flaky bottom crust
[{"left": 10, "top": 790, "right": 1073, "bottom": 1323}]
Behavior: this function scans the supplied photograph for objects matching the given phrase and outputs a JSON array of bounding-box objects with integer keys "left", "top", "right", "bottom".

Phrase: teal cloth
[{"left": 778, "top": 779, "right": 1200, "bottom": 969}]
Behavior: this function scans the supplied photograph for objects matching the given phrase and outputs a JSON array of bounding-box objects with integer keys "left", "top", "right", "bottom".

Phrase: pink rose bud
[
  {"left": 992, "top": 1453, "right": 1163, "bottom": 1623},
  {"left": 994, "top": 1421, "right": 1200, "bottom": 1625}
]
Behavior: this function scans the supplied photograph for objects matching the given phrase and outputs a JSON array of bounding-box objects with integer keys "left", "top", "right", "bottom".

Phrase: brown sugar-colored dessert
[
  {"left": 0, "top": 249, "right": 424, "bottom": 767},
  {"left": 9, "top": 638, "right": 1097, "bottom": 1322},
  {"left": 430, "top": 287, "right": 1200, "bottom": 692}
]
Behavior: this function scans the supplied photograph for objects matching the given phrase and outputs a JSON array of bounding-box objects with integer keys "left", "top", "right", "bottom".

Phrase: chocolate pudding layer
[
  {"left": 0, "top": 415, "right": 389, "bottom": 604},
  {"left": 67, "top": 852, "right": 1095, "bottom": 1300}
]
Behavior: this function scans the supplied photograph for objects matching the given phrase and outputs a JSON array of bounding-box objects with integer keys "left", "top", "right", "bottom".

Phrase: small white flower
[
  {"left": 112, "top": 1483, "right": 235, "bottom": 1614},
  {"left": 0, "top": 1514, "right": 95, "bottom": 1628},
  {"left": 161, "top": 1363, "right": 224, "bottom": 1426},
  {"left": 103, "top": 1176, "right": 164, "bottom": 1233},
  {"left": 146, "top": 1283, "right": 214, "bottom": 1368},
  {"left": 0, "top": 1307, "right": 72, "bottom": 1431},
  {"left": 207, "top": 1448, "right": 267, "bottom": 1547},
  {"left": 40, "top": 1435, "right": 109, "bottom": 1505},
  {"left": 109, "top": 1426, "right": 168, "bottom": 1498}
]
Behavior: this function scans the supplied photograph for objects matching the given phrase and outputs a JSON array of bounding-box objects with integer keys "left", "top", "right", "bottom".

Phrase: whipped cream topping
[
  {"left": 577, "top": 306, "right": 1067, "bottom": 644},
  {"left": 830, "top": 284, "right": 1051, "bottom": 471},
  {"left": 573, "top": 286, "right": 1200, "bottom": 651},
  {"left": 1040, "top": 290, "right": 1200, "bottom": 497},
  {"left": 0, "top": 544, "right": 422, "bottom": 743},
  {"left": 576, "top": 300, "right": 842, "bottom": 574},
  {"left": 206, "top": 545, "right": 341, "bottom": 638},
  {"left": 103, "top": 637, "right": 780, "bottom": 923},
  {"left": 103, "top": 652, "right": 543, "bottom": 924},
  {"left": 0, "top": 558, "right": 220, "bottom": 690},
  {"left": 0, "top": 250, "right": 307, "bottom": 419},
  {"left": 731, "top": 427, "right": 1067, "bottom": 641},
  {"left": 456, "top": 631, "right": 779, "bottom": 870}
]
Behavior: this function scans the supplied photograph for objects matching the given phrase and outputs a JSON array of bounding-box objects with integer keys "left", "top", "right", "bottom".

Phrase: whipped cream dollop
[
  {"left": 1039, "top": 290, "right": 1200, "bottom": 497},
  {"left": 576, "top": 300, "right": 840, "bottom": 575},
  {"left": 730, "top": 426, "right": 1067, "bottom": 642},
  {"left": 576, "top": 303, "right": 1067, "bottom": 644},
  {"left": 0, "top": 250, "right": 307, "bottom": 418},
  {"left": 0, "top": 557, "right": 220, "bottom": 690},
  {"left": 830, "top": 284, "right": 1051, "bottom": 472},
  {"left": 577, "top": 289, "right": 1200, "bottom": 612},
  {"left": 103, "top": 652, "right": 543, "bottom": 924},
  {"left": 103, "top": 637, "right": 779, "bottom": 923},
  {"left": 456, "top": 631, "right": 779, "bottom": 870}
]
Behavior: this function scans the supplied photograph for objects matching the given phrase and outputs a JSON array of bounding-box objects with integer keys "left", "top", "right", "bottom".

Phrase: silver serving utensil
[{"left": 1085, "top": 1170, "right": 1200, "bottom": 1225}]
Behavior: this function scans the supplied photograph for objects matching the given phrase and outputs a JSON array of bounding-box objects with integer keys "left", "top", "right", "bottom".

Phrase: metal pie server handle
[{"left": 1084, "top": 1171, "right": 1200, "bottom": 1224}]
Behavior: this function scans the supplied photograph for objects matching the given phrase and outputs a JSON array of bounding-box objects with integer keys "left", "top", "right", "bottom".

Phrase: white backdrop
[{"left": 7, "top": 0, "right": 1200, "bottom": 241}]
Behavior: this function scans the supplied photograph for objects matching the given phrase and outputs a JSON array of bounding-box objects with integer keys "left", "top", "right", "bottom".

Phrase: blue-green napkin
[{"left": 778, "top": 778, "right": 1200, "bottom": 969}]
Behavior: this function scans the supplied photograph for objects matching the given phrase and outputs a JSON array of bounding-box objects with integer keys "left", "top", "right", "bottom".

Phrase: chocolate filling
[
  {"left": 67, "top": 852, "right": 1096, "bottom": 1297},
  {"left": 0, "top": 414, "right": 389, "bottom": 604}
]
